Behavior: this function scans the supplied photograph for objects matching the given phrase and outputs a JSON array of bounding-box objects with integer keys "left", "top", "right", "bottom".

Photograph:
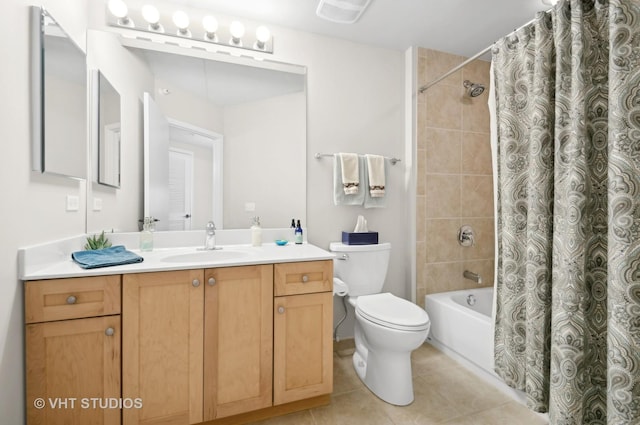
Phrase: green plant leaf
[{"left": 84, "top": 231, "right": 112, "bottom": 250}]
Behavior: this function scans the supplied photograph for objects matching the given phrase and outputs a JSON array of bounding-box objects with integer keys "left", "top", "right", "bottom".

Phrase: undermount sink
[{"left": 161, "top": 249, "right": 249, "bottom": 263}]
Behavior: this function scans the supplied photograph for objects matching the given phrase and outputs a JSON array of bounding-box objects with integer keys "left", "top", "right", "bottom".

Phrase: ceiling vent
[{"left": 316, "top": 0, "right": 373, "bottom": 24}]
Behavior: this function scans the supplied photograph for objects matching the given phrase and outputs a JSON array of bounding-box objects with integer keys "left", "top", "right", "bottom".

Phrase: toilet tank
[{"left": 329, "top": 242, "right": 391, "bottom": 296}]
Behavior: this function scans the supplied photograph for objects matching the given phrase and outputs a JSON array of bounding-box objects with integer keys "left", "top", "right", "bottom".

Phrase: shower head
[{"left": 463, "top": 80, "right": 485, "bottom": 97}]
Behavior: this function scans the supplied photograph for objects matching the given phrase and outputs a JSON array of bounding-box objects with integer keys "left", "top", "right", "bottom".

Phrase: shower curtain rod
[
  {"left": 418, "top": 46, "right": 492, "bottom": 94},
  {"left": 417, "top": 11, "right": 547, "bottom": 94}
]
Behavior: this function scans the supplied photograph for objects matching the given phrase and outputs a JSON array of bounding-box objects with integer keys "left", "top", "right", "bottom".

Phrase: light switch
[
  {"left": 66, "top": 195, "right": 80, "bottom": 212},
  {"left": 93, "top": 198, "right": 103, "bottom": 211}
]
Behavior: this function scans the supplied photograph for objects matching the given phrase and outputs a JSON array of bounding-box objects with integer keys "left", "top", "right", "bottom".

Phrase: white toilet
[{"left": 330, "top": 242, "right": 430, "bottom": 406}]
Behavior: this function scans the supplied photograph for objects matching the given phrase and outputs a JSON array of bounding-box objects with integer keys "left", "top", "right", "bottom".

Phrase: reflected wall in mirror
[
  {"left": 30, "top": 6, "right": 87, "bottom": 179},
  {"left": 123, "top": 39, "right": 307, "bottom": 230},
  {"left": 97, "top": 72, "right": 121, "bottom": 188}
]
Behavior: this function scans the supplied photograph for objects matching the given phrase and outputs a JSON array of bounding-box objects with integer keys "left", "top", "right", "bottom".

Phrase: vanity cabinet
[
  {"left": 25, "top": 275, "right": 121, "bottom": 425},
  {"left": 122, "top": 270, "right": 204, "bottom": 425},
  {"left": 273, "top": 261, "right": 333, "bottom": 405},
  {"left": 203, "top": 265, "right": 273, "bottom": 420},
  {"left": 24, "top": 257, "right": 333, "bottom": 425}
]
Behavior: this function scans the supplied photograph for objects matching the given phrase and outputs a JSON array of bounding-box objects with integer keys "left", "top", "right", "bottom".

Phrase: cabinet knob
[
  {"left": 208, "top": 277, "right": 216, "bottom": 286},
  {"left": 66, "top": 295, "right": 77, "bottom": 305},
  {"left": 302, "top": 275, "right": 309, "bottom": 283},
  {"left": 278, "top": 306, "right": 285, "bottom": 314},
  {"left": 192, "top": 279, "right": 200, "bottom": 287},
  {"left": 105, "top": 327, "right": 115, "bottom": 337}
]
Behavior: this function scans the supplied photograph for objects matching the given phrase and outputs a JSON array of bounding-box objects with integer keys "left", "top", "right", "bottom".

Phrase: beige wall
[{"left": 416, "top": 48, "right": 494, "bottom": 307}]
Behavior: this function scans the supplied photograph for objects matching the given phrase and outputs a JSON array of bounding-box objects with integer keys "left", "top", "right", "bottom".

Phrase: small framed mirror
[
  {"left": 30, "top": 6, "right": 87, "bottom": 179},
  {"left": 94, "top": 71, "right": 121, "bottom": 188}
]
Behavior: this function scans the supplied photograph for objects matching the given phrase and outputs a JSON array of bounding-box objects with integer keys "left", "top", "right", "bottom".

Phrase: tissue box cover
[{"left": 342, "top": 231, "right": 379, "bottom": 245}]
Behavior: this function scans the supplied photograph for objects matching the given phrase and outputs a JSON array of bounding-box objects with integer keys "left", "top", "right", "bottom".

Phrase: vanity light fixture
[
  {"left": 202, "top": 15, "right": 219, "bottom": 42},
  {"left": 172, "top": 10, "right": 191, "bottom": 37},
  {"left": 141, "top": 4, "right": 163, "bottom": 32},
  {"left": 254, "top": 26, "right": 271, "bottom": 50},
  {"left": 107, "top": 0, "right": 133, "bottom": 27},
  {"left": 105, "top": 1, "right": 274, "bottom": 54},
  {"left": 229, "top": 20, "right": 245, "bottom": 46}
]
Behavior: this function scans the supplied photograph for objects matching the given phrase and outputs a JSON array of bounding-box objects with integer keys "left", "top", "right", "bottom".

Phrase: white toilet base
[
  {"left": 353, "top": 326, "right": 413, "bottom": 406},
  {"left": 353, "top": 348, "right": 415, "bottom": 406}
]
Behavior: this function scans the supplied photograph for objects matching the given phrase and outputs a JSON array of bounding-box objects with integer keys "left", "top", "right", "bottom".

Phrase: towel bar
[{"left": 314, "top": 153, "right": 401, "bottom": 165}]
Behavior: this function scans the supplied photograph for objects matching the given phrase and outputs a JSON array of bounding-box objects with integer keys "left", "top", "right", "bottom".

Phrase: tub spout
[{"left": 463, "top": 270, "right": 482, "bottom": 284}]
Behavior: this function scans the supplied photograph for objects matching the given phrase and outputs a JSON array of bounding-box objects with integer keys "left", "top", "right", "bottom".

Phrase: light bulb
[
  {"left": 202, "top": 15, "right": 218, "bottom": 33},
  {"left": 141, "top": 4, "right": 160, "bottom": 25},
  {"left": 254, "top": 26, "right": 270, "bottom": 50},
  {"left": 256, "top": 26, "right": 270, "bottom": 43},
  {"left": 229, "top": 20, "right": 245, "bottom": 45},
  {"left": 107, "top": 0, "right": 128, "bottom": 19},
  {"left": 172, "top": 10, "right": 189, "bottom": 30}
]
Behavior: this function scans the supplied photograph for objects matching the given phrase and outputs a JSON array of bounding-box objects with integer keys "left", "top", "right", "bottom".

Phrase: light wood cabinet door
[
  {"left": 204, "top": 265, "right": 273, "bottom": 420},
  {"left": 26, "top": 315, "right": 121, "bottom": 425},
  {"left": 123, "top": 270, "right": 204, "bottom": 425},
  {"left": 273, "top": 291, "right": 333, "bottom": 405}
]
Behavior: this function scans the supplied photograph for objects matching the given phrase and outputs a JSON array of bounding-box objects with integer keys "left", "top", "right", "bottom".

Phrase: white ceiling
[{"left": 174, "top": 0, "right": 550, "bottom": 57}]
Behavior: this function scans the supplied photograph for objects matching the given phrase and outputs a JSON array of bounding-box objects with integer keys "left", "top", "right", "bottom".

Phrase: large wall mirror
[
  {"left": 30, "top": 6, "right": 87, "bottom": 179},
  {"left": 123, "top": 39, "right": 307, "bottom": 231}
]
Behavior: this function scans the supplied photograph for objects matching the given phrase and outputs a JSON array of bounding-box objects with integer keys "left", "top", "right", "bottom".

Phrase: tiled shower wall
[{"left": 416, "top": 48, "right": 494, "bottom": 307}]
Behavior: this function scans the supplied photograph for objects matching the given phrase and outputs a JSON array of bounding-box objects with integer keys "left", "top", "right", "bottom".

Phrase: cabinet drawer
[
  {"left": 25, "top": 275, "right": 121, "bottom": 323},
  {"left": 274, "top": 260, "right": 333, "bottom": 296}
]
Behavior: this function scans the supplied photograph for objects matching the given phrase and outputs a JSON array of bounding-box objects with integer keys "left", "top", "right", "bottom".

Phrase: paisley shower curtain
[{"left": 492, "top": 0, "right": 640, "bottom": 423}]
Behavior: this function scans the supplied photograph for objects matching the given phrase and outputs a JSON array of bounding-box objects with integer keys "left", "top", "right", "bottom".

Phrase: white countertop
[{"left": 19, "top": 229, "right": 334, "bottom": 281}]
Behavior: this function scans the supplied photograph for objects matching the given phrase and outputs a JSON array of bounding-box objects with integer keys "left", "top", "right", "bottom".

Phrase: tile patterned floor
[{"left": 252, "top": 343, "right": 548, "bottom": 425}]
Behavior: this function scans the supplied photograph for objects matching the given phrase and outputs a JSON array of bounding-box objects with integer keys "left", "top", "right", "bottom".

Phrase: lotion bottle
[{"left": 251, "top": 216, "right": 262, "bottom": 247}]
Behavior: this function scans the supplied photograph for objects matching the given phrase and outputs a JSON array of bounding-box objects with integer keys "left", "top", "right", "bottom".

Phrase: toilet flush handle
[{"left": 337, "top": 253, "right": 349, "bottom": 261}]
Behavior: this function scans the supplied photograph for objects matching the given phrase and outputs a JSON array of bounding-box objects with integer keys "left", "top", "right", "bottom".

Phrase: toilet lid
[{"left": 356, "top": 293, "right": 430, "bottom": 331}]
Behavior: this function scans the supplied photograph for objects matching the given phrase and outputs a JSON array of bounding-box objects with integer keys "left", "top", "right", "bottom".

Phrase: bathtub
[
  {"left": 425, "top": 287, "right": 494, "bottom": 374},
  {"left": 424, "top": 287, "right": 529, "bottom": 404}
]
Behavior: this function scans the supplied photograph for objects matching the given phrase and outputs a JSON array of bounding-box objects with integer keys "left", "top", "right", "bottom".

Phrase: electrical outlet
[
  {"left": 66, "top": 195, "right": 80, "bottom": 212},
  {"left": 93, "top": 198, "right": 103, "bottom": 211},
  {"left": 244, "top": 202, "right": 256, "bottom": 212}
]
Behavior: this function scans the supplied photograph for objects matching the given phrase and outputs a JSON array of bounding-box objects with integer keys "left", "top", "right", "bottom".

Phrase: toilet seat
[{"left": 356, "top": 293, "right": 430, "bottom": 331}]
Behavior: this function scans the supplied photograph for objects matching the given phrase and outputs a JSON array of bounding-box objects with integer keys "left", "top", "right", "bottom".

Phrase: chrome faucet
[
  {"left": 463, "top": 270, "right": 483, "bottom": 284},
  {"left": 205, "top": 221, "right": 217, "bottom": 250}
]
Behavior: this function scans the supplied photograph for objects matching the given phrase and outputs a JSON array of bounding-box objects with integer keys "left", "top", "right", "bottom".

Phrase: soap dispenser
[
  {"left": 140, "top": 217, "right": 154, "bottom": 252},
  {"left": 294, "top": 219, "right": 303, "bottom": 244},
  {"left": 251, "top": 216, "right": 262, "bottom": 247}
]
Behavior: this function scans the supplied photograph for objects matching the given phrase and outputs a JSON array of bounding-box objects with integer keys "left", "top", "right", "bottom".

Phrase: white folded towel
[
  {"left": 365, "top": 154, "right": 386, "bottom": 197},
  {"left": 339, "top": 153, "right": 360, "bottom": 195},
  {"left": 334, "top": 155, "right": 365, "bottom": 206}
]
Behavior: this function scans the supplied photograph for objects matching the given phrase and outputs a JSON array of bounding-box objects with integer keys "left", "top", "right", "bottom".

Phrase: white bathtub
[
  {"left": 424, "top": 287, "right": 529, "bottom": 404},
  {"left": 425, "top": 287, "right": 494, "bottom": 373}
]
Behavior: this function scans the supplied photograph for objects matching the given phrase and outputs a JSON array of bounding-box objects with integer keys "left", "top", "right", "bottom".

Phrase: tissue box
[{"left": 342, "top": 231, "right": 379, "bottom": 245}]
